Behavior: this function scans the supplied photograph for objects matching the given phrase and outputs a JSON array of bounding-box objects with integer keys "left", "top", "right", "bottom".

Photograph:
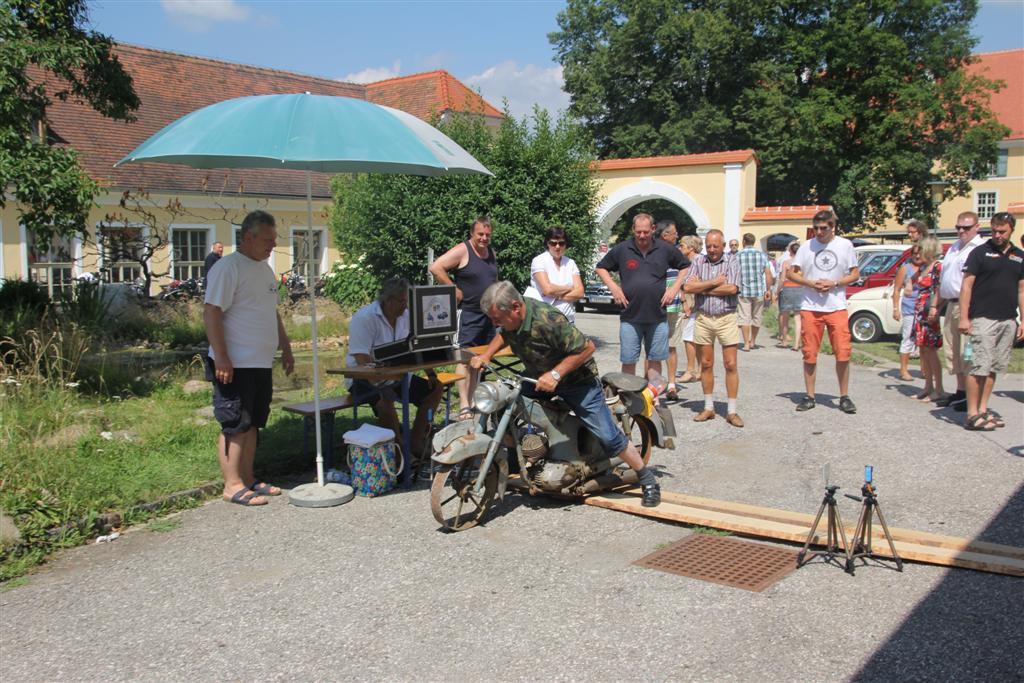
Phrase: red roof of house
[
  {"left": 594, "top": 150, "right": 758, "bottom": 171},
  {"left": 968, "top": 49, "right": 1024, "bottom": 140},
  {"left": 366, "top": 70, "right": 502, "bottom": 120},
  {"left": 1008, "top": 201, "right": 1024, "bottom": 215},
  {"left": 38, "top": 44, "right": 365, "bottom": 198},
  {"left": 743, "top": 205, "right": 833, "bottom": 221}
]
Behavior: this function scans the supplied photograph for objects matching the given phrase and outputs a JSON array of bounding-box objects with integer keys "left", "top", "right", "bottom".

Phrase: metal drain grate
[{"left": 634, "top": 534, "right": 800, "bottom": 592}]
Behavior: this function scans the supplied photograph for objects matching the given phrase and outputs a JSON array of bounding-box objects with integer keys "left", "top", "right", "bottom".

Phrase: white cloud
[
  {"left": 465, "top": 61, "right": 571, "bottom": 120},
  {"left": 341, "top": 61, "right": 402, "bottom": 85},
  {"left": 161, "top": 0, "right": 253, "bottom": 32}
]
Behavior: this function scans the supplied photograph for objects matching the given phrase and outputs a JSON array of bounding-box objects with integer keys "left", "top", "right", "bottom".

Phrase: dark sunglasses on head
[{"left": 548, "top": 240, "right": 566, "bottom": 247}]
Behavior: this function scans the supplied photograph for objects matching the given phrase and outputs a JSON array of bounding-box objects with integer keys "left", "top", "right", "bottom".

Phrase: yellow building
[{"left": 1, "top": 45, "right": 500, "bottom": 297}]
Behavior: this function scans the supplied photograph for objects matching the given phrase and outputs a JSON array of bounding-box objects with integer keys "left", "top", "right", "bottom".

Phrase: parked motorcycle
[
  {"left": 429, "top": 368, "right": 676, "bottom": 531},
  {"left": 281, "top": 267, "right": 326, "bottom": 303},
  {"left": 159, "top": 277, "right": 203, "bottom": 301}
]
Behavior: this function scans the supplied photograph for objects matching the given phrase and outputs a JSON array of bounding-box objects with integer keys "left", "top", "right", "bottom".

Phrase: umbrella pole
[{"left": 307, "top": 170, "right": 325, "bottom": 487}]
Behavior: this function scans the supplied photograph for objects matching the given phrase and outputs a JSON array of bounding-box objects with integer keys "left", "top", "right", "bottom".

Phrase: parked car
[
  {"left": 577, "top": 277, "right": 623, "bottom": 313},
  {"left": 846, "top": 244, "right": 950, "bottom": 342},
  {"left": 848, "top": 246, "right": 908, "bottom": 296}
]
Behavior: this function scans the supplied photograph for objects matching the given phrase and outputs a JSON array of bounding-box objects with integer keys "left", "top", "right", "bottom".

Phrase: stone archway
[{"left": 595, "top": 179, "right": 712, "bottom": 243}]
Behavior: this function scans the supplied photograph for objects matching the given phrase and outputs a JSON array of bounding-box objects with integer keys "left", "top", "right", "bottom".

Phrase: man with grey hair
[
  {"left": 471, "top": 281, "right": 662, "bottom": 507},
  {"left": 204, "top": 210, "right": 294, "bottom": 507},
  {"left": 345, "top": 278, "right": 443, "bottom": 457}
]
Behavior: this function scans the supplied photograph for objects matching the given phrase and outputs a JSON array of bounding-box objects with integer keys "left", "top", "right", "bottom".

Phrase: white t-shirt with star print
[{"left": 793, "top": 236, "right": 857, "bottom": 312}]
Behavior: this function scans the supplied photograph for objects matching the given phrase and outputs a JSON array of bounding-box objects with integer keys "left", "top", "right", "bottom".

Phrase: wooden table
[{"left": 328, "top": 346, "right": 516, "bottom": 488}]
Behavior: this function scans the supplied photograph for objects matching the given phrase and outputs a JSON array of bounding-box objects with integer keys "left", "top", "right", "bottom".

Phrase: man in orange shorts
[{"left": 787, "top": 210, "right": 860, "bottom": 413}]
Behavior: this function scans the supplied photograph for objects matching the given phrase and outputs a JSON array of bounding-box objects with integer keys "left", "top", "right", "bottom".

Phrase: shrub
[{"left": 322, "top": 261, "right": 379, "bottom": 311}]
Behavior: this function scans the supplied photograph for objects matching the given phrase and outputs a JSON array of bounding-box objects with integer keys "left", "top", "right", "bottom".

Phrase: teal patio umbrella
[{"left": 117, "top": 93, "right": 493, "bottom": 506}]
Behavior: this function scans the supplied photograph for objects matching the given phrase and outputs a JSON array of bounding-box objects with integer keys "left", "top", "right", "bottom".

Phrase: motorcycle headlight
[{"left": 472, "top": 381, "right": 512, "bottom": 414}]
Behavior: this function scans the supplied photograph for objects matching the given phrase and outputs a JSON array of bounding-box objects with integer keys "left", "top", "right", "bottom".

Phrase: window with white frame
[
  {"left": 171, "top": 229, "right": 209, "bottom": 280},
  {"left": 291, "top": 229, "right": 323, "bottom": 278},
  {"left": 97, "top": 224, "right": 144, "bottom": 283},
  {"left": 976, "top": 192, "right": 997, "bottom": 219},
  {"left": 992, "top": 149, "right": 1008, "bottom": 177},
  {"left": 27, "top": 233, "right": 75, "bottom": 298}
]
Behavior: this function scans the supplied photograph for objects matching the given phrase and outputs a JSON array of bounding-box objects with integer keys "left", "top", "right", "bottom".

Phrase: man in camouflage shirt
[{"left": 470, "top": 281, "right": 661, "bottom": 507}]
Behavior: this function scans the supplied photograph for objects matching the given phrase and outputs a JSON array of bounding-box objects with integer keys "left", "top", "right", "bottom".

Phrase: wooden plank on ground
[
  {"left": 584, "top": 493, "right": 1024, "bottom": 577},
  {"left": 614, "top": 488, "right": 1024, "bottom": 561}
]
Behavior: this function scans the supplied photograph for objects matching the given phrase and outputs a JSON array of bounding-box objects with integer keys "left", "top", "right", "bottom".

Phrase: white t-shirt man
[
  {"left": 939, "top": 234, "right": 986, "bottom": 300},
  {"left": 204, "top": 251, "right": 280, "bottom": 368},
  {"left": 345, "top": 300, "right": 410, "bottom": 388},
  {"left": 793, "top": 235, "right": 858, "bottom": 312},
  {"left": 525, "top": 251, "right": 581, "bottom": 320}
]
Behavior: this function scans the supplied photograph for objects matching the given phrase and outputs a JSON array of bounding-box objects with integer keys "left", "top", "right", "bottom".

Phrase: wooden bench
[{"left": 282, "top": 396, "right": 355, "bottom": 468}]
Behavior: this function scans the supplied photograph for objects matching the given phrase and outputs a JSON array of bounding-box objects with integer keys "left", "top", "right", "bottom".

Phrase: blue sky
[{"left": 87, "top": 0, "right": 1023, "bottom": 120}]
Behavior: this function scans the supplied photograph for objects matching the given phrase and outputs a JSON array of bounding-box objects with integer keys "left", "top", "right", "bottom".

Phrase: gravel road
[{"left": 2, "top": 311, "right": 1021, "bottom": 682}]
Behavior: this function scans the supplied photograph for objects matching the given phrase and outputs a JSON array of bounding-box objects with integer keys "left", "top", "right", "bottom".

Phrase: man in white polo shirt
[
  {"left": 346, "top": 278, "right": 443, "bottom": 458},
  {"left": 935, "top": 211, "right": 987, "bottom": 411}
]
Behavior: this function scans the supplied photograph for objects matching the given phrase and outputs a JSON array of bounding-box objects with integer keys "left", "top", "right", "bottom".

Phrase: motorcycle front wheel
[{"left": 430, "top": 458, "right": 499, "bottom": 531}]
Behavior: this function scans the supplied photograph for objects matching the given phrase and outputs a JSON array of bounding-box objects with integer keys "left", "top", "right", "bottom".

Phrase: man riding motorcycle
[{"left": 470, "top": 281, "right": 661, "bottom": 507}]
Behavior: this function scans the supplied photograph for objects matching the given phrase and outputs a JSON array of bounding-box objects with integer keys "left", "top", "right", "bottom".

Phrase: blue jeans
[
  {"left": 523, "top": 379, "right": 629, "bottom": 457},
  {"left": 619, "top": 320, "right": 669, "bottom": 363}
]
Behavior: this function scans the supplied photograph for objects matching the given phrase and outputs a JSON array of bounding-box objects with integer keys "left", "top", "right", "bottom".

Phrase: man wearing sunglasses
[
  {"left": 935, "top": 211, "right": 987, "bottom": 410},
  {"left": 786, "top": 210, "right": 859, "bottom": 413}
]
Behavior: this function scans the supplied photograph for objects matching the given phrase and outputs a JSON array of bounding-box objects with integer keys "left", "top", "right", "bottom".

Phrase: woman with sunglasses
[{"left": 525, "top": 227, "right": 585, "bottom": 323}]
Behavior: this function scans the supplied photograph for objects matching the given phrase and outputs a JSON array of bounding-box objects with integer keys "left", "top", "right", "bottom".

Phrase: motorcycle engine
[
  {"left": 526, "top": 460, "right": 580, "bottom": 492},
  {"left": 519, "top": 432, "right": 548, "bottom": 464}
]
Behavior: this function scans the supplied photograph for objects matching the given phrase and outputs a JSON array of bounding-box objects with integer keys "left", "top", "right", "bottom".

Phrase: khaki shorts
[
  {"left": 942, "top": 301, "right": 966, "bottom": 375},
  {"left": 667, "top": 311, "right": 684, "bottom": 347},
  {"left": 694, "top": 312, "right": 741, "bottom": 347},
  {"left": 969, "top": 317, "right": 1018, "bottom": 376},
  {"left": 736, "top": 297, "right": 765, "bottom": 327}
]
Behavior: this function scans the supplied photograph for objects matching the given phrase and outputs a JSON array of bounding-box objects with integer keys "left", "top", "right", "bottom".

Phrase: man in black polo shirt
[
  {"left": 958, "top": 212, "right": 1024, "bottom": 431},
  {"left": 596, "top": 213, "right": 690, "bottom": 378}
]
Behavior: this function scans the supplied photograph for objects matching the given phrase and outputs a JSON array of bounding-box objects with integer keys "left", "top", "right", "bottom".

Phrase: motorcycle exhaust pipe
[{"left": 579, "top": 468, "right": 639, "bottom": 495}]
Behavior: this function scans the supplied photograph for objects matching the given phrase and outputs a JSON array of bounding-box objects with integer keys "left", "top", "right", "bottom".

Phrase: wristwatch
[{"left": 550, "top": 369, "right": 562, "bottom": 381}]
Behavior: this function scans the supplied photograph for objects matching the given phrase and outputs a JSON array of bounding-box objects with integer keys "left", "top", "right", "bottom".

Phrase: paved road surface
[{"left": 2, "top": 312, "right": 1022, "bottom": 681}]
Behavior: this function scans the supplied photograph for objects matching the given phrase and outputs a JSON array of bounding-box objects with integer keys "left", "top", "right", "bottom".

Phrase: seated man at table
[
  {"left": 469, "top": 281, "right": 661, "bottom": 507},
  {"left": 346, "top": 278, "right": 443, "bottom": 457}
]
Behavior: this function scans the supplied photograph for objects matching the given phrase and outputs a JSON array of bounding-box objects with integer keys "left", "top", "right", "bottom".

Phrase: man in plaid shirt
[
  {"left": 683, "top": 230, "right": 744, "bottom": 427},
  {"left": 736, "top": 233, "right": 775, "bottom": 351}
]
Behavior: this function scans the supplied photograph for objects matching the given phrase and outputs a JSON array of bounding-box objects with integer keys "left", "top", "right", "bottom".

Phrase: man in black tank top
[{"left": 429, "top": 216, "right": 500, "bottom": 418}]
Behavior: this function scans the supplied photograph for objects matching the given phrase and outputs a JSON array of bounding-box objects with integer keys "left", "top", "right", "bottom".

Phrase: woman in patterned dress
[{"left": 912, "top": 237, "right": 944, "bottom": 401}]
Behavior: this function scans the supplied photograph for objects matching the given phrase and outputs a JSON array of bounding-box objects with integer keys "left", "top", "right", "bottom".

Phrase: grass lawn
[{"left": 0, "top": 346, "right": 428, "bottom": 581}]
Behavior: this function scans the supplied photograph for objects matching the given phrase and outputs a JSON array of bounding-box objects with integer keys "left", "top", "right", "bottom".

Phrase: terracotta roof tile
[
  {"left": 1008, "top": 202, "right": 1024, "bottom": 215},
  {"left": 743, "top": 205, "right": 833, "bottom": 221},
  {"left": 594, "top": 150, "right": 757, "bottom": 171},
  {"left": 968, "top": 49, "right": 1023, "bottom": 140},
  {"left": 366, "top": 70, "right": 502, "bottom": 120},
  {"left": 36, "top": 44, "right": 365, "bottom": 198}
]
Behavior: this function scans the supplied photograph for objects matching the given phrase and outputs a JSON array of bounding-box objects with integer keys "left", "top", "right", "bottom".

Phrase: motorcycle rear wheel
[
  {"left": 618, "top": 415, "right": 654, "bottom": 465},
  {"left": 430, "top": 459, "right": 499, "bottom": 531}
]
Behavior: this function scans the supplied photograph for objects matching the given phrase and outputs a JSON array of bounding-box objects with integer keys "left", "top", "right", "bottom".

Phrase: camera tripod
[
  {"left": 797, "top": 484, "right": 852, "bottom": 571},
  {"left": 844, "top": 482, "right": 903, "bottom": 574}
]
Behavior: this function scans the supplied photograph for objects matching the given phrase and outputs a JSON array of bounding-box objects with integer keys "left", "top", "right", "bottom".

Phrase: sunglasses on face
[
  {"left": 813, "top": 224, "right": 833, "bottom": 231},
  {"left": 548, "top": 240, "right": 566, "bottom": 247},
  {"left": 955, "top": 224, "right": 976, "bottom": 231}
]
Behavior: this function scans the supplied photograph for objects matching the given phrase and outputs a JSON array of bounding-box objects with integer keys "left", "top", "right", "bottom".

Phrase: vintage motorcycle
[{"left": 429, "top": 367, "right": 676, "bottom": 531}]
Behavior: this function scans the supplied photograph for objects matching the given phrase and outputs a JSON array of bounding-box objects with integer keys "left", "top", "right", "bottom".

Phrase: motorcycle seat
[{"left": 601, "top": 372, "right": 647, "bottom": 393}]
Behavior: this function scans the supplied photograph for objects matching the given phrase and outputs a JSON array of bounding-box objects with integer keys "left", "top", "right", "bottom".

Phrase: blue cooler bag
[{"left": 344, "top": 424, "right": 404, "bottom": 497}]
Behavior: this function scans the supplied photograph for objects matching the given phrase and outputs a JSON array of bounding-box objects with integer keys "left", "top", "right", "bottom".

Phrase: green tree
[
  {"left": 551, "top": 0, "right": 1008, "bottom": 228},
  {"left": 330, "top": 107, "right": 601, "bottom": 292},
  {"left": 0, "top": 0, "right": 139, "bottom": 249}
]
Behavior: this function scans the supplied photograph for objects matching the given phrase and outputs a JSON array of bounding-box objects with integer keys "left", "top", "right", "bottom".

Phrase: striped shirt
[
  {"left": 685, "top": 253, "right": 740, "bottom": 315},
  {"left": 737, "top": 247, "right": 770, "bottom": 297}
]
